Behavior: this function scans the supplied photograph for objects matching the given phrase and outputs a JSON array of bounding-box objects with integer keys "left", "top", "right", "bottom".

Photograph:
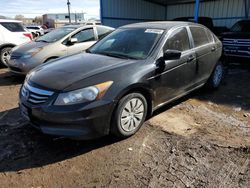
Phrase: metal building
[{"left": 100, "top": 0, "right": 250, "bottom": 28}]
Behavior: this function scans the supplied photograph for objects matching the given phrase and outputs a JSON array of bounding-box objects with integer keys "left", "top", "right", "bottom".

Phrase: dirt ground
[{"left": 0, "top": 64, "right": 249, "bottom": 188}]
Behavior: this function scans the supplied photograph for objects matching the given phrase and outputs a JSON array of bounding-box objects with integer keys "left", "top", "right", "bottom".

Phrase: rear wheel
[
  {"left": 111, "top": 93, "right": 147, "bottom": 138},
  {"left": 206, "top": 62, "right": 224, "bottom": 89},
  {"left": 0, "top": 47, "right": 12, "bottom": 67}
]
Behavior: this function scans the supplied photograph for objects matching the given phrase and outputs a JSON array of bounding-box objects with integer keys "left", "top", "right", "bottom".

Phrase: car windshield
[
  {"left": 230, "top": 21, "right": 250, "bottom": 32},
  {"left": 36, "top": 27, "right": 76, "bottom": 42},
  {"left": 88, "top": 28, "right": 164, "bottom": 60}
]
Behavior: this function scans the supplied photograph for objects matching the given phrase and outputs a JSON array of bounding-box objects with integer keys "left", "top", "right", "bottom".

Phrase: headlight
[
  {"left": 54, "top": 81, "right": 113, "bottom": 106},
  {"left": 22, "top": 48, "right": 43, "bottom": 59}
]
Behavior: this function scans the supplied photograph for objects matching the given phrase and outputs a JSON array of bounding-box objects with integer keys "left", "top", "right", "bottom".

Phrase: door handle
[
  {"left": 187, "top": 55, "right": 195, "bottom": 62},
  {"left": 211, "top": 46, "right": 216, "bottom": 52}
]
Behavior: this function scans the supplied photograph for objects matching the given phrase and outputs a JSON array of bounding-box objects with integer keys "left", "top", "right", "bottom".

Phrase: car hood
[
  {"left": 12, "top": 41, "right": 49, "bottom": 54},
  {"left": 29, "top": 53, "right": 135, "bottom": 91},
  {"left": 221, "top": 32, "right": 250, "bottom": 39}
]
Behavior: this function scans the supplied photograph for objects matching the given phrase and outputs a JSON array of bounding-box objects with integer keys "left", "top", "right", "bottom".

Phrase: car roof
[
  {"left": 63, "top": 24, "right": 114, "bottom": 30},
  {"left": 120, "top": 21, "right": 200, "bottom": 30},
  {"left": 0, "top": 19, "right": 22, "bottom": 23}
]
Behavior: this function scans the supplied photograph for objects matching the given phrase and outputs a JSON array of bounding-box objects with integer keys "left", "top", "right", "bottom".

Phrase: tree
[
  {"left": 15, "top": 15, "right": 25, "bottom": 20},
  {"left": 34, "top": 16, "right": 42, "bottom": 24}
]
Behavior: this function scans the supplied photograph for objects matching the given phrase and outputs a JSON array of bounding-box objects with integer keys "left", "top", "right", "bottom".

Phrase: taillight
[{"left": 23, "top": 33, "right": 33, "bottom": 40}]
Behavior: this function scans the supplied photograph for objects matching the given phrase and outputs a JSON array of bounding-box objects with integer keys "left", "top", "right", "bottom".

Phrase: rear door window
[
  {"left": 164, "top": 27, "right": 190, "bottom": 52},
  {"left": 72, "top": 28, "right": 95, "bottom": 43},
  {"left": 0, "top": 22, "right": 25, "bottom": 32},
  {"left": 206, "top": 29, "right": 214, "bottom": 43},
  {"left": 96, "top": 27, "right": 113, "bottom": 40},
  {"left": 190, "top": 27, "right": 210, "bottom": 47}
]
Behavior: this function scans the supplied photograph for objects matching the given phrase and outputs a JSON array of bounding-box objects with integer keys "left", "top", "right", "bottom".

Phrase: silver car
[{"left": 7, "top": 25, "right": 114, "bottom": 75}]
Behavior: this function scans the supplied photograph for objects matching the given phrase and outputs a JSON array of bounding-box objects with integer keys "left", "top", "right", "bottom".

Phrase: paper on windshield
[{"left": 145, "top": 29, "right": 164, "bottom": 34}]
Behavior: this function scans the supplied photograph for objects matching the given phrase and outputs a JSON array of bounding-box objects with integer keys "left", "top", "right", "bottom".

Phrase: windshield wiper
[{"left": 97, "top": 52, "right": 139, "bottom": 60}]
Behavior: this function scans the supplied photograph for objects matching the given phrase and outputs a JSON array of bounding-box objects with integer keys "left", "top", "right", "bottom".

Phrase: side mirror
[
  {"left": 69, "top": 38, "right": 78, "bottom": 44},
  {"left": 163, "top": 49, "right": 182, "bottom": 61}
]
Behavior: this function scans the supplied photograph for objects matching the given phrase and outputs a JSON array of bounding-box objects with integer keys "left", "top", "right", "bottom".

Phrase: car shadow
[
  {"left": 0, "top": 108, "right": 122, "bottom": 172},
  {"left": 195, "top": 63, "right": 250, "bottom": 112},
  {"left": 0, "top": 70, "right": 25, "bottom": 86}
]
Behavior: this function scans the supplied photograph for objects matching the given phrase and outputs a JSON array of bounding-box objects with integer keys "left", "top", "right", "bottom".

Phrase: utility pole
[{"left": 67, "top": 0, "right": 71, "bottom": 23}]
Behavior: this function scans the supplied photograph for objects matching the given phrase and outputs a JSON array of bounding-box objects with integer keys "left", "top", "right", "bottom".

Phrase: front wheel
[
  {"left": 0, "top": 47, "right": 12, "bottom": 67},
  {"left": 206, "top": 62, "right": 224, "bottom": 89},
  {"left": 111, "top": 93, "right": 148, "bottom": 138}
]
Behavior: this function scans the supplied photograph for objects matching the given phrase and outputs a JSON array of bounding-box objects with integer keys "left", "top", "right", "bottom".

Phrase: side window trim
[
  {"left": 189, "top": 26, "right": 213, "bottom": 49},
  {"left": 62, "top": 28, "right": 83, "bottom": 45},
  {"left": 186, "top": 26, "right": 195, "bottom": 49},
  {"left": 93, "top": 26, "right": 98, "bottom": 40},
  {"left": 156, "top": 26, "right": 194, "bottom": 60},
  {"left": 206, "top": 28, "right": 215, "bottom": 43},
  {"left": 162, "top": 26, "right": 192, "bottom": 53},
  {"left": 71, "top": 27, "right": 96, "bottom": 43}
]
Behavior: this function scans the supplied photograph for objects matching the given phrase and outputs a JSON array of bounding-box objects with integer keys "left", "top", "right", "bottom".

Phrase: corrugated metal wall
[
  {"left": 167, "top": 0, "right": 246, "bottom": 28},
  {"left": 101, "top": 0, "right": 247, "bottom": 28},
  {"left": 101, "top": 0, "right": 166, "bottom": 28}
]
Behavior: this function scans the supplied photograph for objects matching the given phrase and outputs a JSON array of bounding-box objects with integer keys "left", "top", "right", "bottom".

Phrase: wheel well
[
  {"left": 108, "top": 87, "right": 153, "bottom": 135},
  {"left": 0, "top": 44, "right": 15, "bottom": 51},
  {"left": 44, "top": 57, "right": 59, "bottom": 63},
  {"left": 117, "top": 87, "right": 153, "bottom": 119}
]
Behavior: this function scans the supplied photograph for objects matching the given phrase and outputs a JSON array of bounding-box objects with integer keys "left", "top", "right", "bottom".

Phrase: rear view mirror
[
  {"left": 163, "top": 50, "right": 182, "bottom": 60},
  {"left": 69, "top": 38, "right": 78, "bottom": 44}
]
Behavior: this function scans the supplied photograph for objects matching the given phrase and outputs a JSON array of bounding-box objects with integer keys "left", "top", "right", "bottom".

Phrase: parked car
[
  {"left": 19, "top": 21, "right": 223, "bottom": 139},
  {"left": 221, "top": 20, "right": 250, "bottom": 60},
  {"left": 173, "top": 17, "right": 228, "bottom": 36},
  {"left": 44, "top": 28, "right": 54, "bottom": 34},
  {"left": 173, "top": 17, "right": 215, "bottom": 31},
  {"left": 0, "top": 19, "right": 33, "bottom": 66},
  {"left": 8, "top": 25, "right": 114, "bottom": 74},
  {"left": 26, "top": 25, "right": 45, "bottom": 37}
]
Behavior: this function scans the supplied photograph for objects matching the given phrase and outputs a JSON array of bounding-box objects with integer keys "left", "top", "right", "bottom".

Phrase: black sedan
[{"left": 19, "top": 21, "right": 223, "bottom": 139}]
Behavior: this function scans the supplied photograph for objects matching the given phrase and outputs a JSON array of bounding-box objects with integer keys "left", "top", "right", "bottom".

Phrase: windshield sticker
[{"left": 145, "top": 29, "right": 164, "bottom": 34}]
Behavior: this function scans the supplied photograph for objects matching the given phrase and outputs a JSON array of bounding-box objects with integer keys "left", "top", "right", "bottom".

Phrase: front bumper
[
  {"left": 7, "top": 58, "right": 41, "bottom": 75},
  {"left": 19, "top": 94, "right": 115, "bottom": 139}
]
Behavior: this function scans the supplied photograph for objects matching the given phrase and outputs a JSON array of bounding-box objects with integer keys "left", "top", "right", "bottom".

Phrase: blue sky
[{"left": 0, "top": 0, "right": 100, "bottom": 19}]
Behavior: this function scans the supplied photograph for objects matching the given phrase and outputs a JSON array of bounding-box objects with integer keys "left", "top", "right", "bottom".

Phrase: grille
[
  {"left": 223, "top": 38, "right": 250, "bottom": 57},
  {"left": 21, "top": 82, "right": 54, "bottom": 105},
  {"left": 223, "top": 38, "right": 250, "bottom": 46}
]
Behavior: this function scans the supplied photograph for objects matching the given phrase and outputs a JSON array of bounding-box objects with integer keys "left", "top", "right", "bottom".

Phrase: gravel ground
[{"left": 0, "top": 64, "right": 249, "bottom": 188}]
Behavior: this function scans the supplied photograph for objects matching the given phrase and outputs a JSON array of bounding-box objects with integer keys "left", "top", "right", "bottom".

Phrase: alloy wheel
[
  {"left": 120, "top": 98, "right": 145, "bottom": 132},
  {"left": 213, "top": 64, "right": 223, "bottom": 87},
  {"left": 1, "top": 48, "right": 12, "bottom": 66}
]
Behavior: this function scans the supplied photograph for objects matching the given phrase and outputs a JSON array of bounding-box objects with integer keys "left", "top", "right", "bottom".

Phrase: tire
[
  {"left": 111, "top": 93, "right": 148, "bottom": 138},
  {"left": 0, "top": 47, "right": 12, "bottom": 67},
  {"left": 206, "top": 62, "right": 224, "bottom": 89}
]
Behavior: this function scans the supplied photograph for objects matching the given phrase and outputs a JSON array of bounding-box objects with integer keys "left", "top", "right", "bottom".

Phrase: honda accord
[{"left": 19, "top": 22, "right": 223, "bottom": 139}]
